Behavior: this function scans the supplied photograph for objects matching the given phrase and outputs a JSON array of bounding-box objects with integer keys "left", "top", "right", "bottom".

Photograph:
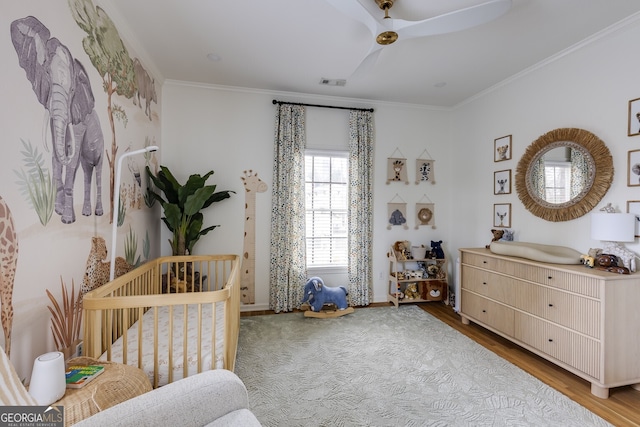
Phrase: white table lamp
[
  {"left": 591, "top": 212, "right": 635, "bottom": 243},
  {"left": 591, "top": 211, "right": 636, "bottom": 271}
]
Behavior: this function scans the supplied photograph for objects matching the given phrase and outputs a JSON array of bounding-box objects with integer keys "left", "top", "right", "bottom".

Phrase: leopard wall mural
[{"left": 82, "top": 236, "right": 132, "bottom": 294}]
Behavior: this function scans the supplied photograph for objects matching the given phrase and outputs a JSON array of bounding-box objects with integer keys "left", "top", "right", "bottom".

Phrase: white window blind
[
  {"left": 544, "top": 162, "right": 571, "bottom": 204},
  {"left": 305, "top": 151, "right": 348, "bottom": 267}
]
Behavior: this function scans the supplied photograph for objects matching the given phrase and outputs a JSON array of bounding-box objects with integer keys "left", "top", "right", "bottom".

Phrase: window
[
  {"left": 544, "top": 161, "right": 572, "bottom": 203},
  {"left": 305, "top": 151, "right": 348, "bottom": 268}
]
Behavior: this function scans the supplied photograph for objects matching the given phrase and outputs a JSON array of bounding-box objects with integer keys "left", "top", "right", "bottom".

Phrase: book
[{"left": 65, "top": 365, "right": 105, "bottom": 389}]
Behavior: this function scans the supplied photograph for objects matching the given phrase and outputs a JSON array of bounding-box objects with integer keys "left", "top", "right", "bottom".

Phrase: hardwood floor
[{"left": 416, "top": 302, "right": 640, "bottom": 427}]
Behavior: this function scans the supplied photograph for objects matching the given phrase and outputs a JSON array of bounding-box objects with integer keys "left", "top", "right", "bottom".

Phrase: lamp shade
[
  {"left": 590, "top": 212, "right": 636, "bottom": 242},
  {"left": 28, "top": 351, "right": 66, "bottom": 405}
]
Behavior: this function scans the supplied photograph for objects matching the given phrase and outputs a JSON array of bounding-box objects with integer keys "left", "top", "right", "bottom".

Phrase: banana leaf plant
[{"left": 146, "top": 165, "right": 234, "bottom": 255}]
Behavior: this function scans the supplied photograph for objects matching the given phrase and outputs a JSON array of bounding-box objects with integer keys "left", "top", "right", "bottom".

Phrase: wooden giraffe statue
[
  {"left": 240, "top": 170, "right": 267, "bottom": 304},
  {"left": 0, "top": 196, "right": 18, "bottom": 357}
]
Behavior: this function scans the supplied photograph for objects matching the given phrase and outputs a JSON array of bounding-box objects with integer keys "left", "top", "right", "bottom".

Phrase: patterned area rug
[{"left": 235, "top": 305, "right": 611, "bottom": 427}]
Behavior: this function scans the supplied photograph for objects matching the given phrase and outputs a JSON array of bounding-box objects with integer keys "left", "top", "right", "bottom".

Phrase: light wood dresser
[{"left": 459, "top": 247, "right": 640, "bottom": 398}]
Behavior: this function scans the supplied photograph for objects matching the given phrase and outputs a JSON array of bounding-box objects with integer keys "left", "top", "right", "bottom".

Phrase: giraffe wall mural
[
  {"left": 0, "top": 196, "right": 18, "bottom": 357},
  {"left": 240, "top": 170, "right": 267, "bottom": 304}
]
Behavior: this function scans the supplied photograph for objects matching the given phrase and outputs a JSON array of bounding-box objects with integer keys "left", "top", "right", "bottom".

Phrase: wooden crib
[{"left": 82, "top": 255, "right": 240, "bottom": 388}]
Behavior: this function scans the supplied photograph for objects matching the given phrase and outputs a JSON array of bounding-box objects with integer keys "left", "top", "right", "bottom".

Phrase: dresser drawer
[
  {"left": 461, "top": 265, "right": 515, "bottom": 306},
  {"left": 510, "top": 264, "right": 600, "bottom": 298},
  {"left": 512, "top": 282, "right": 600, "bottom": 338},
  {"left": 461, "top": 252, "right": 515, "bottom": 275},
  {"left": 461, "top": 290, "right": 514, "bottom": 337},
  {"left": 461, "top": 251, "right": 600, "bottom": 298},
  {"left": 515, "top": 313, "right": 600, "bottom": 379}
]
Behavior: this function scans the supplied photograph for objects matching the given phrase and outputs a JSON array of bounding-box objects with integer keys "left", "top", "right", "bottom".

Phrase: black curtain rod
[{"left": 272, "top": 99, "right": 374, "bottom": 113}]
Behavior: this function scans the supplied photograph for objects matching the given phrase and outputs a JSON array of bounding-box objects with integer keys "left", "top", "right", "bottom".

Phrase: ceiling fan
[{"left": 324, "top": 0, "right": 512, "bottom": 77}]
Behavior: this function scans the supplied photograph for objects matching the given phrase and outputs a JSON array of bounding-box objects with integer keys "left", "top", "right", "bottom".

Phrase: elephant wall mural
[{"left": 11, "top": 16, "right": 104, "bottom": 224}]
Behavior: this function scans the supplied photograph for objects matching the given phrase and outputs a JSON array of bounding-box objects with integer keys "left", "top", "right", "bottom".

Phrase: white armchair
[
  {"left": 0, "top": 346, "right": 261, "bottom": 426},
  {"left": 74, "top": 369, "right": 261, "bottom": 427}
]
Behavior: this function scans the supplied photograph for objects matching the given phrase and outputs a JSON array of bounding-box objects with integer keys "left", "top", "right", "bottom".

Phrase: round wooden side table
[{"left": 55, "top": 357, "right": 152, "bottom": 426}]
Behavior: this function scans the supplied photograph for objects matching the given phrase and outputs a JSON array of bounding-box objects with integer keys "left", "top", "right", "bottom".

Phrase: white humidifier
[{"left": 28, "top": 351, "right": 66, "bottom": 405}]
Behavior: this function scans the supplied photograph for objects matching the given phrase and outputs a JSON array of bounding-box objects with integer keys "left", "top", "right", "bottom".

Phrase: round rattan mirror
[{"left": 515, "top": 128, "right": 613, "bottom": 222}]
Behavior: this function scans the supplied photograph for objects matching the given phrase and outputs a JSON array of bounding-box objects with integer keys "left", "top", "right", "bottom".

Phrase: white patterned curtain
[
  {"left": 269, "top": 105, "right": 307, "bottom": 312},
  {"left": 348, "top": 110, "right": 374, "bottom": 306},
  {"left": 570, "top": 148, "right": 588, "bottom": 199},
  {"left": 531, "top": 157, "right": 545, "bottom": 198}
]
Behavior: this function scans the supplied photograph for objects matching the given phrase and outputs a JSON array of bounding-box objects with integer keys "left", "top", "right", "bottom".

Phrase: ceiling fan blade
[
  {"left": 350, "top": 48, "right": 384, "bottom": 79},
  {"left": 395, "top": 0, "right": 512, "bottom": 40},
  {"left": 323, "top": 0, "right": 380, "bottom": 37}
]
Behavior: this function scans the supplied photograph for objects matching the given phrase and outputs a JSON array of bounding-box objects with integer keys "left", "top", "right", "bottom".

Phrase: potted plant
[{"left": 147, "top": 165, "right": 234, "bottom": 256}]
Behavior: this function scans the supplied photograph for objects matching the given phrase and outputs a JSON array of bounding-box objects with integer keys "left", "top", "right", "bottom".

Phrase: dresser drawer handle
[
  {"left": 483, "top": 261, "right": 488, "bottom": 264},
  {"left": 548, "top": 338, "right": 553, "bottom": 342},
  {"left": 548, "top": 303, "right": 553, "bottom": 307},
  {"left": 482, "top": 309, "right": 486, "bottom": 313},
  {"left": 547, "top": 276, "right": 553, "bottom": 280},
  {"left": 482, "top": 282, "right": 487, "bottom": 285}
]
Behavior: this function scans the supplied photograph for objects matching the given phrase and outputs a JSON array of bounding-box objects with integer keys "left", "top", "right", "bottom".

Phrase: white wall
[
  {"left": 162, "top": 84, "right": 453, "bottom": 310},
  {"left": 450, "top": 15, "right": 640, "bottom": 260},
  {"left": 162, "top": 15, "right": 640, "bottom": 311}
]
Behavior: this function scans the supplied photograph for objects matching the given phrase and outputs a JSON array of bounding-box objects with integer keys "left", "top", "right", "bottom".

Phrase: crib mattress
[{"left": 100, "top": 302, "right": 225, "bottom": 386}]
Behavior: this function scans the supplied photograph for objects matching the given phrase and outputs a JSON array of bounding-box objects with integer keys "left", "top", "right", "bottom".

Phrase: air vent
[{"left": 319, "top": 78, "right": 346, "bottom": 87}]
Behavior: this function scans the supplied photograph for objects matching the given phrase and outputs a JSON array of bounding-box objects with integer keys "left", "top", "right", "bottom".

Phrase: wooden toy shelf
[{"left": 387, "top": 246, "right": 448, "bottom": 308}]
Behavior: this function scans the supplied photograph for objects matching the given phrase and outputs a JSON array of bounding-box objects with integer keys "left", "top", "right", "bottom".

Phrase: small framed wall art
[
  {"left": 628, "top": 97, "right": 640, "bottom": 136},
  {"left": 626, "top": 200, "right": 640, "bottom": 237},
  {"left": 494, "top": 135, "right": 512, "bottom": 162},
  {"left": 628, "top": 149, "right": 640, "bottom": 186},
  {"left": 494, "top": 169, "right": 511, "bottom": 195},
  {"left": 493, "top": 203, "right": 511, "bottom": 228}
]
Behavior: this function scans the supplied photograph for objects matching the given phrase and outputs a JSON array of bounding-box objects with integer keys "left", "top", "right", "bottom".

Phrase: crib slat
[
  {"left": 162, "top": 305, "right": 168, "bottom": 388},
  {"left": 137, "top": 306, "right": 143, "bottom": 371},
  {"left": 196, "top": 304, "right": 203, "bottom": 374},
  {"left": 182, "top": 304, "right": 188, "bottom": 381},
  {"left": 211, "top": 302, "right": 216, "bottom": 371}
]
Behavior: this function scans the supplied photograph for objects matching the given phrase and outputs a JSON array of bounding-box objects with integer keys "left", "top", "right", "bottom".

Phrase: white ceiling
[{"left": 104, "top": 0, "right": 640, "bottom": 108}]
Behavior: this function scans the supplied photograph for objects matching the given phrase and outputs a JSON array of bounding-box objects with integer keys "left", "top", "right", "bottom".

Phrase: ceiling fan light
[{"left": 376, "top": 31, "right": 398, "bottom": 45}]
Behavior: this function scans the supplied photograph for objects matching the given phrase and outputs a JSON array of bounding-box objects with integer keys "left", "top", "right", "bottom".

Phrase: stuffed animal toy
[
  {"left": 301, "top": 277, "right": 349, "bottom": 312},
  {"left": 596, "top": 254, "right": 618, "bottom": 268},
  {"left": 486, "top": 229, "right": 504, "bottom": 248},
  {"left": 393, "top": 241, "right": 411, "bottom": 260},
  {"left": 404, "top": 283, "right": 420, "bottom": 300},
  {"left": 431, "top": 240, "right": 445, "bottom": 259},
  {"left": 580, "top": 254, "right": 595, "bottom": 268},
  {"left": 501, "top": 230, "right": 514, "bottom": 241},
  {"left": 427, "top": 264, "right": 439, "bottom": 278},
  {"left": 588, "top": 248, "right": 602, "bottom": 259}
]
